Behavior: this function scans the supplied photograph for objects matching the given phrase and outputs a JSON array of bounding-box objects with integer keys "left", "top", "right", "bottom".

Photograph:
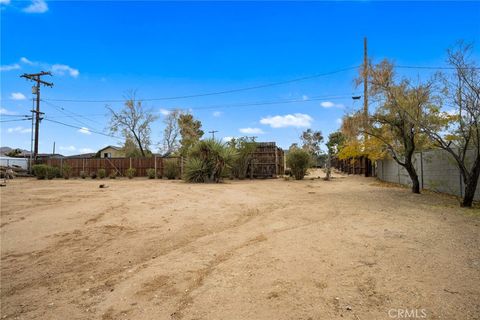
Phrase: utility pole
[
  {"left": 21, "top": 71, "right": 53, "bottom": 159},
  {"left": 363, "top": 37, "right": 370, "bottom": 177},
  {"left": 208, "top": 130, "right": 219, "bottom": 139},
  {"left": 363, "top": 37, "right": 368, "bottom": 119}
]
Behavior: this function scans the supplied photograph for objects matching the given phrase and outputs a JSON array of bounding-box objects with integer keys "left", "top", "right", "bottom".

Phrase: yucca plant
[{"left": 184, "top": 139, "right": 237, "bottom": 183}]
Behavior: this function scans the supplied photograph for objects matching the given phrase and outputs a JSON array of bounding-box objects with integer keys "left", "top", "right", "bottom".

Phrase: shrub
[
  {"left": 62, "top": 164, "right": 72, "bottom": 179},
  {"left": 80, "top": 171, "right": 87, "bottom": 179},
  {"left": 184, "top": 139, "right": 237, "bottom": 183},
  {"left": 109, "top": 170, "right": 117, "bottom": 179},
  {"left": 227, "top": 137, "right": 257, "bottom": 179},
  {"left": 54, "top": 166, "right": 62, "bottom": 178},
  {"left": 46, "top": 166, "right": 58, "bottom": 180},
  {"left": 32, "top": 164, "right": 48, "bottom": 179},
  {"left": 164, "top": 159, "right": 179, "bottom": 179},
  {"left": 126, "top": 168, "right": 136, "bottom": 179},
  {"left": 98, "top": 169, "right": 107, "bottom": 179},
  {"left": 286, "top": 148, "right": 312, "bottom": 180},
  {"left": 90, "top": 171, "right": 97, "bottom": 179},
  {"left": 146, "top": 168, "right": 156, "bottom": 179}
]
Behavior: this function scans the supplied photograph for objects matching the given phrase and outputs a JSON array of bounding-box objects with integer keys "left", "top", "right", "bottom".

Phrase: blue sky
[{"left": 1, "top": 1, "right": 479, "bottom": 155}]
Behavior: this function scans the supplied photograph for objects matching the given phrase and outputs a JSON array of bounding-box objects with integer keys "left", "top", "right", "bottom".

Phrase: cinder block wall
[{"left": 376, "top": 149, "right": 480, "bottom": 201}]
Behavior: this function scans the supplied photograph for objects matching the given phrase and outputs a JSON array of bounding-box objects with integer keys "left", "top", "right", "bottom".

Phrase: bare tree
[
  {"left": 418, "top": 42, "right": 480, "bottom": 207},
  {"left": 160, "top": 109, "right": 182, "bottom": 156},
  {"left": 106, "top": 92, "right": 158, "bottom": 157}
]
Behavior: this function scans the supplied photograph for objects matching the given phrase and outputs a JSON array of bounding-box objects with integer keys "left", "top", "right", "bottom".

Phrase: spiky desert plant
[
  {"left": 62, "top": 164, "right": 72, "bottom": 179},
  {"left": 184, "top": 139, "right": 237, "bottom": 183}
]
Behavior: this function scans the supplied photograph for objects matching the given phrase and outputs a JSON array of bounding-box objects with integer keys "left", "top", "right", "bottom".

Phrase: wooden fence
[
  {"left": 39, "top": 142, "right": 285, "bottom": 179},
  {"left": 41, "top": 157, "right": 182, "bottom": 178}
]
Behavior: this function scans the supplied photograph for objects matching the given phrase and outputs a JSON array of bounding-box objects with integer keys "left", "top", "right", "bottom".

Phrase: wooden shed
[{"left": 249, "top": 142, "right": 285, "bottom": 178}]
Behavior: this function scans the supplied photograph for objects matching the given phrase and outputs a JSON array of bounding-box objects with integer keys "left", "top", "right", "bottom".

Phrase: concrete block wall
[{"left": 376, "top": 149, "right": 480, "bottom": 201}]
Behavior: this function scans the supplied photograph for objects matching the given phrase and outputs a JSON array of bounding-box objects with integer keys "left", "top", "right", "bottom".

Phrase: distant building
[
  {"left": 97, "top": 146, "right": 125, "bottom": 158},
  {"left": 66, "top": 153, "right": 96, "bottom": 159}
]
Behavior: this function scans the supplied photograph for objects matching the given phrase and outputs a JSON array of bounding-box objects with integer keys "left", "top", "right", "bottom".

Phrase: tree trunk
[
  {"left": 461, "top": 158, "right": 480, "bottom": 207},
  {"left": 404, "top": 161, "right": 420, "bottom": 194}
]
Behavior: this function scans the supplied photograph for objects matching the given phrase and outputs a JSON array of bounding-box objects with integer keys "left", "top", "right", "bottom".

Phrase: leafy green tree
[
  {"left": 178, "top": 113, "right": 204, "bottom": 157},
  {"left": 325, "top": 131, "right": 346, "bottom": 180},
  {"left": 227, "top": 136, "right": 258, "bottom": 179},
  {"left": 300, "top": 129, "right": 323, "bottom": 158}
]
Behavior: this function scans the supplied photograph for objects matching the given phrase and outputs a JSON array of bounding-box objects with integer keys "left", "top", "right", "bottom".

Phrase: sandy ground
[{"left": 1, "top": 172, "right": 479, "bottom": 320}]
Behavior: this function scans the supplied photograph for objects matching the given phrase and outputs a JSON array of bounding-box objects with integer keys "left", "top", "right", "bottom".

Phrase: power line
[
  {"left": 42, "top": 66, "right": 360, "bottom": 103},
  {"left": 397, "top": 65, "right": 480, "bottom": 70},
  {"left": 43, "top": 118, "right": 124, "bottom": 140},
  {"left": 38, "top": 94, "right": 359, "bottom": 119},
  {"left": 0, "top": 118, "right": 33, "bottom": 123},
  {"left": 42, "top": 99, "right": 105, "bottom": 131}
]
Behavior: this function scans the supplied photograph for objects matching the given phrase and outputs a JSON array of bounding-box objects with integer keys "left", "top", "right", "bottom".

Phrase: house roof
[
  {"left": 66, "top": 153, "right": 96, "bottom": 159},
  {"left": 98, "top": 145, "right": 122, "bottom": 152}
]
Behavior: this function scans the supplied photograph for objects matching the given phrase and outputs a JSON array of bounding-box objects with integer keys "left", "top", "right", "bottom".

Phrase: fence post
[
  {"left": 398, "top": 161, "right": 401, "bottom": 184},
  {"left": 420, "top": 151, "right": 424, "bottom": 190},
  {"left": 180, "top": 157, "right": 184, "bottom": 177},
  {"left": 154, "top": 156, "right": 157, "bottom": 179},
  {"left": 129, "top": 157, "right": 132, "bottom": 169},
  {"left": 275, "top": 148, "right": 278, "bottom": 176}
]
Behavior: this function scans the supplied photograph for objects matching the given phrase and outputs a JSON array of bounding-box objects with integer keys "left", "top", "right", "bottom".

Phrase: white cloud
[
  {"left": 23, "top": 0, "right": 48, "bottom": 13},
  {"left": 0, "top": 63, "right": 20, "bottom": 72},
  {"left": 260, "top": 113, "right": 313, "bottom": 128},
  {"left": 239, "top": 127, "right": 265, "bottom": 134},
  {"left": 60, "top": 145, "right": 76, "bottom": 151},
  {"left": 20, "top": 57, "right": 36, "bottom": 65},
  {"left": 0, "top": 108, "right": 17, "bottom": 115},
  {"left": 213, "top": 111, "right": 222, "bottom": 117},
  {"left": 10, "top": 92, "right": 27, "bottom": 100},
  {"left": 320, "top": 101, "right": 344, "bottom": 108},
  {"left": 78, "top": 127, "right": 91, "bottom": 135},
  {"left": 7, "top": 126, "right": 31, "bottom": 134},
  {"left": 159, "top": 108, "right": 170, "bottom": 116},
  {"left": 336, "top": 118, "right": 343, "bottom": 125},
  {"left": 51, "top": 64, "right": 79, "bottom": 78},
  {"left": 302, "top": 95, "right": 309, "bottom": 101},
  {"left": 79, "top": 148, "right": 94, "bottom": 153},
  {"left": 0, "top": 0, "right": 11, "bottom": 5},
  {"left": 222, "top": 136, "right": 236, "bottom": 142}
]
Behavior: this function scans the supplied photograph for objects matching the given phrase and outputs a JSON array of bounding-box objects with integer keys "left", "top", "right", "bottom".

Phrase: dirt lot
[{"left": 1, "top": 173, "right": 479, "bottom": 320}]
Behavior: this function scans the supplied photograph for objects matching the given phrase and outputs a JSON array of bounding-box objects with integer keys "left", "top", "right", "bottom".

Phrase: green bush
[
  {"left": 109, "top": 170, "right": 117, "bottom": 179},
  {"left": 32, "top": 164, "right": 48, "bottom": 179},
  {"left": 146, "top": 168, "right": 156, "bottom": 179},
  {"left": 164, "top": 159, "right": 179, "bottom": 179},
  {"left": 286, "top": 148, "right": 311, "bottom": 180},
  {"left": 184, "top": 139, "right": 237, "bottom": 183},
  {"left": 90, "top": 171, "right": 97, "bottom": 179},
  {"left": 80, "top": 171, "right": 87, "bottom": 179},
  {"left": 126, "top": 168, "right": 136, "bottom": 179},
  {"left": 98, "top": 169, "right": 107, "bottom": 179},
  {"left": 227, "top": 137, "right": 257, "bottom": 179},
  {"left": 46, "top": 166, "right": 58, "bottom": 180},
  {"left": 62, "top": 164, "right": 72, "bottom": 179}
]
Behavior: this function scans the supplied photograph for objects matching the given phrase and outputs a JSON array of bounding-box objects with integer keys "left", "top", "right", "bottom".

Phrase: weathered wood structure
[
  {"left": 249, "top": 142, "right": 285, "bottom": 178},
  {"left": 332, "top": 156, "right": 373, "bottom": 176}
]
